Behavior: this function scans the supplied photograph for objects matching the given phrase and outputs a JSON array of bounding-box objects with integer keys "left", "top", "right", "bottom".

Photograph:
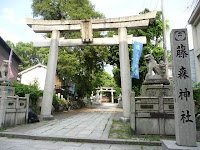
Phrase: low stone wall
[
  {"left": 130, "top": 85, "right": 175, "bottom": 136},
  {"left": 134, "top": 97, "right": 174, "bottom": 135},
  {"left": 0, "top": 87, "right": 29, "bottom": 127}
]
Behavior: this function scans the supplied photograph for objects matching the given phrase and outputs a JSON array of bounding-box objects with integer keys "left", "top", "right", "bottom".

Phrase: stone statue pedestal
[
  {"left": 143, "top": 78, "right": 170, "bottom": 85},
  {"left": 131, "top": 84, "right": 175, "bottom": 136},
  {"left": 141, "top": 84, "right": 173, "bottom": 97}
]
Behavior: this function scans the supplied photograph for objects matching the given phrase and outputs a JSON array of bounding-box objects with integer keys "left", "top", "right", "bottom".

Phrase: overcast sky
[{"left": 0, "top": 0, "right": 197, "bottom": 74}]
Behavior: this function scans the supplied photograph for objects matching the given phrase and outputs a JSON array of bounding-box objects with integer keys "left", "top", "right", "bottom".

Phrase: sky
[{"left": 0, "top": 0, "right": 198, "bottom": 75}]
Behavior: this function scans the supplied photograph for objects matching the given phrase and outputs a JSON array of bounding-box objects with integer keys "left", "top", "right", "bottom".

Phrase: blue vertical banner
[
  {"left": 72, "top": 83, "right": 75, "bottom": 95},
  {"left": 131, "top": 41, "right": 143, "bottom": 79}
]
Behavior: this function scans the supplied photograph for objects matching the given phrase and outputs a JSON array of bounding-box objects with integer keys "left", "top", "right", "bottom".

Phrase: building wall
[
  {"left": 20, "top": 67, "right": 47, "bottom": 90},
  {"left": 0, "top": 44, "right": 19, "bottom": 81},
  {"left": 192, "top": 24, "right": 200, "bottom": 83},
  {"left": 189, "top": 49, "right": 197, "bottom": 83}
]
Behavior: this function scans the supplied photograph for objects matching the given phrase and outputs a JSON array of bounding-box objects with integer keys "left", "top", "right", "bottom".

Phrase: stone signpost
[
  {"left": 162, "top": 29, "right": 200, "bottom": 149},
  {"left": 26, "top": 12, "right": 156, "bottom": 121}
]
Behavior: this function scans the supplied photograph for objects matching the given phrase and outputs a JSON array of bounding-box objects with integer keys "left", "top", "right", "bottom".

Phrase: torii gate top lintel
[
  {"left": 26, "top": 11, "right": 156, "bottom": 47},
  {"left": 26, "top": 11, "right": 157, "bottom": 29}
]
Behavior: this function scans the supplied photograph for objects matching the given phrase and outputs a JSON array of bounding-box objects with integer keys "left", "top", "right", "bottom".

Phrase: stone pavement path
[
  {"left": 0, "top": 137, "right": 162, "bottom": 150},
  {"left": 0, "top": 103, "right": 162, "bottom": 149},
  {"left": 5, "top": 103, "right": 121, "bottom": 139}
]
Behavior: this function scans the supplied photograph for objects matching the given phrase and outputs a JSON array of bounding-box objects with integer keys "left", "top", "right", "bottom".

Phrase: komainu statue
[
  {"left": 0, "top": 60, "right": 9, "bottom": 85},
  {"left": 143, "top": 54, "right": 169, "bottom": 85}
]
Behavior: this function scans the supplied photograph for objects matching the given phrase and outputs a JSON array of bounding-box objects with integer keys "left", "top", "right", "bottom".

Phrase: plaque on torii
[{"left": 26, "top": 11, "right": 156, "bottom": 120}]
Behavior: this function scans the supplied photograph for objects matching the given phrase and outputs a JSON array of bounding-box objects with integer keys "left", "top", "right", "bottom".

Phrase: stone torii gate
[
  {"left": 26, "top": 11, "right": 156, "bottom": 121},
  {"left": 96, "top": 87, "right": 116, "bottom": 103}
]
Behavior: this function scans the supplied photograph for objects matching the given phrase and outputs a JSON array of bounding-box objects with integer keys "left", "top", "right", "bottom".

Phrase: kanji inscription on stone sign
[
  {"left": 178, "top": 66, "right": 189, "bottom": 79},
  {"left": 170, "top": 29, "right": 197, "bottom": 147}
]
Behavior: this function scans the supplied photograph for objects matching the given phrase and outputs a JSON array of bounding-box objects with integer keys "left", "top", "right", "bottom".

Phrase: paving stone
[
  {"left": 0, "top": 144, "right": 15, "bottom": 150},
  {"left": 143, "top": 146, "right": 162, "bottom": 150},
  {"left": 81, "top": 143, "right": 111, "bottom": 149},
  {"left": 33, "top": 143, "right": 64, "bottom": 149},
  {"left": 8, "top": 145, "right": 38, "bottom": 150},
  {"left": 59, "top": 146, "right": 92, "bottom": 150},
  {"left": 110, "top": 144, "right": 141, "bottom": 150},
  {"left": 55, "top": 141, "right": 82, "bottom": 147}
]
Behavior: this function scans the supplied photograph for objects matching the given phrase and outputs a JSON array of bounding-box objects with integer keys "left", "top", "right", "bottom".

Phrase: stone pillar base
[
  {"left": 162, "top": 140, "right": 200, "bottom": 150},
  {"left": 39, "top": 115, "right": 54, "bottom": 121},
  {"left": 120, "top": 117, "right": 130, "bottom": 123}
]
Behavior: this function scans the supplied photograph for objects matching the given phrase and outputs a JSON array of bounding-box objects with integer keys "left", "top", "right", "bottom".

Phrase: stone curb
[{"left": 0, "top": 132, "right": 162, "bottom": 146}]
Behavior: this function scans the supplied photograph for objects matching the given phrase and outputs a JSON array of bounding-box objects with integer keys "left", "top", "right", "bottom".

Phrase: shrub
[
  {"left": 12, "top": 81, "right": 43, "bottom": 112},
  {"left": 193, "top": 83, "right": 200, "bottom": 104},
  {"left": 53, "top": 95, "right": 69, "bottom": 112}
]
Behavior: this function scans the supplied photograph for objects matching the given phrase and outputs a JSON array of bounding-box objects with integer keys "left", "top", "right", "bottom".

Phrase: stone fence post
[
  {"left": 130, "top": 91, "right": 135, "bottom": 134},
  {"left": 0, "top": 91, "right": 7, "bottom": 127},
  {"left": 25, "top": 94, "right": 30, "bottom": 123}
]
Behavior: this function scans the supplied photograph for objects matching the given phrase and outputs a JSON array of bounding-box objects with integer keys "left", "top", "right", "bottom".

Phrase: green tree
[
  {"left": 6, "top": 40, "right": 15, "bottom": 48},
  {"left": 32, "top": 0, "right": 103, "bottom": 20},
  {"left": 99, "top": 72, "right": 121, "bottom": 99},
  {"left": 32, "top": 0, "right": 109, "bottom": 98},
  {"left": 100, "top": 72, "right": 116, "bottom": 87}
]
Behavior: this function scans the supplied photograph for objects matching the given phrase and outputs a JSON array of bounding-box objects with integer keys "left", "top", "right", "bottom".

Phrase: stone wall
[
  {"left": 0, "top": 87, "right": 29, "bottom": 127},
  {"left": 131, "top": 85, "right": 175, "bottom": 136},
  {"left": 134, "top": 97, "right": 174, "bottom": 135}
]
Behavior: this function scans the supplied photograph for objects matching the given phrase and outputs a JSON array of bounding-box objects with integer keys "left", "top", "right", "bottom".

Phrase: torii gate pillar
[
  {"left": 119, "top": 27, "right": 131, "bottom": 122},
  {"left": 40, "top": 30, "right": 60, "bottom": 120}
]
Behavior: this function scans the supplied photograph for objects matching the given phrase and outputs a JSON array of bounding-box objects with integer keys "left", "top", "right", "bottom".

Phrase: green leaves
[
  {"left": 12, "top": 81, "right": 43, "bottom": 104},
  {"left": 32, "top": 0, "right": 103, "bottom": 20}
]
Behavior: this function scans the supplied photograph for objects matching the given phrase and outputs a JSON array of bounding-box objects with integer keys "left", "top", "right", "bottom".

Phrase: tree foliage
[
  {"left": 12, "top": 80, "right": 43, "bottom": 112},
  {"left": 32, "top": 0, "right": 103, "bottom": 20}
]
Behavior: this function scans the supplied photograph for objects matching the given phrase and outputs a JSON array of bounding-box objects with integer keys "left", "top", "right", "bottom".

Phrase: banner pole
[
  {"left": 131, "top": 41, "right": 134, "bottom": 92},
  {"left": 7, "top": 46, "right": 14, "bottom": 92}
]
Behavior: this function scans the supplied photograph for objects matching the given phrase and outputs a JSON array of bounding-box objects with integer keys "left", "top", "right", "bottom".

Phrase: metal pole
[{"left": 161, "top": 0, "right": 168, "bottom": 76}]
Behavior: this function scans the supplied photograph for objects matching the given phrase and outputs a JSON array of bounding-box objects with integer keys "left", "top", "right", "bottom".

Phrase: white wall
[
  {"left": 20, "top": 67, "right": 47, "bottom": 90},
  {"left": 192, "top": 23, "right": 200, "bottom": 83}
]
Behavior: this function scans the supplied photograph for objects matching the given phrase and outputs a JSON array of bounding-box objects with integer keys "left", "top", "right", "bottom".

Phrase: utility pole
[{"left": 161, "top": 0, "right": 168, "bottom": 75}]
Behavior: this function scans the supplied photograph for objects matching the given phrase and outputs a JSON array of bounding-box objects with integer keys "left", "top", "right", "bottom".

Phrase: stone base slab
[
  {"left": 143, "top": 78, "right": 170, "bottom": 85},
  {"left": 162, "top": 140, "right": 200, "bottom": 150},
  {"left": 141, "top": 85, "right": 173, "bottom": 97}
]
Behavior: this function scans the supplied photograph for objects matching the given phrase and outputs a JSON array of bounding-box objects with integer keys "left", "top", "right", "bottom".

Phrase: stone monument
[
  {"left": 130, "top": 54, "right": 175, "bottom": 135},
  {"left": 0, "top": 60, "right": 9, "bottom": 86},
  {"left": 162, "top": 29, "right": 200, "bottom": 149}
]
